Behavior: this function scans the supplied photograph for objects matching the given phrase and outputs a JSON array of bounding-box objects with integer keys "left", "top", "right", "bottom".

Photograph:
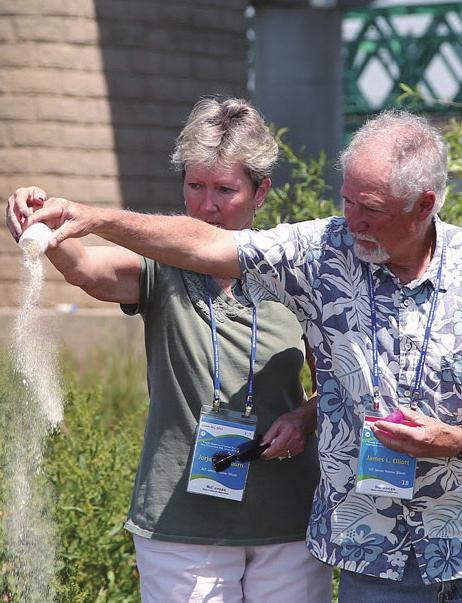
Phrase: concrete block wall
[{"left": 0, "top": 0, "right": 248, "bottom": 319}]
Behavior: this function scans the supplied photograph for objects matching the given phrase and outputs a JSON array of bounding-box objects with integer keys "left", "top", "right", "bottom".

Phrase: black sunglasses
[{"left": 212, "top": 435, "right": 270, "bottom": 472}]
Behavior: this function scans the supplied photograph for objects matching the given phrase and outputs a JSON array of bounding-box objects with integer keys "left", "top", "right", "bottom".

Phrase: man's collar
[{"left": 427, "top": 215, "right": 447, "bottom": 291}]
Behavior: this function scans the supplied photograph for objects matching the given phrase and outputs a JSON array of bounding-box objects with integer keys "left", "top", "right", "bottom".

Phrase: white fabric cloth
[{"left": 133, "top": 535, "right": 332, "bottom": 603}]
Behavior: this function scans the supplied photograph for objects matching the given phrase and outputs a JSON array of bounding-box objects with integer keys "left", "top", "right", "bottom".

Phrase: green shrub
[
  {"left": 254, "top": 128, "right": 337, "bottom": 229},
  {"left": 0, "top": 357, "right": 17, "bottom": 602},
  {"left": 48, "top": 385, "right": 144, "bottom": 602},
  {"left": 440, "top": 117, "right": 462, "bottom": 226},
  {"left": 0, "top": 354, "right": 146, "bottom": 602},
  {"left": 59, "top": 344, "right": 148, "bottom": 427}
]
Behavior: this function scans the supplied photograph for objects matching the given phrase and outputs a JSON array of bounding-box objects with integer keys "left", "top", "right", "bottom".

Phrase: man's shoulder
[
  {"left": 443, "top": 220, "right": 462, "bottom": 236},
  {"left": 296, "top": 215, "right": 352, "bottom": 250},
  {"left": 442, "top": 220, "right": 462, "bottom": 249},
  {"left": 294, "top": 215, "right": 345, "bottom": 232},
  {"left": 272, "top": 216, "right": 353, "bottom": 261},
  {"left": 283, "top": 215, "right": 349, "bottom": 245}
]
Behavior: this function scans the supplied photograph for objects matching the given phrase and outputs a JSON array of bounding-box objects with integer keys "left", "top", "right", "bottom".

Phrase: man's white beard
[{"left": 353, "top": 235, "right": 390, "bottom": 264}]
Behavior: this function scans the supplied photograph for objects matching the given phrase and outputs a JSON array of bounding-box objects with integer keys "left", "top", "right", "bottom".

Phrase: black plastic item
[{"left": 212, "top": 435, "right": 270, "bottom": 473}]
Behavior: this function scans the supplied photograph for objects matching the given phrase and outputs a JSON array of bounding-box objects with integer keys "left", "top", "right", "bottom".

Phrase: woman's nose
[{"left": 202, "top": 189, "right": 219, "bottom": 211}]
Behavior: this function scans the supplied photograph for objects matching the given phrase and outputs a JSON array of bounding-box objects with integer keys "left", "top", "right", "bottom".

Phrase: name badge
[
  {"left": 355, "top": 414, "right": 416, "bottom": 499},
  {"left": 187, "top": 405, "right": 257, "bottom": 502}
]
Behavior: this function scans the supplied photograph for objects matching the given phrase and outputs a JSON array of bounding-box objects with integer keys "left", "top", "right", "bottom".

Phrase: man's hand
[
  {"left": 6, "top": 187, "right": 96, "bottom": 248},
  {"left": 7, "top": 185, "right": 241, "bottom": 278},
  {"left": 26, "top": 197, "right": 100, "bottom": 248},
  {"left": 260, "top": 402, "right": 315, "bottom": 461},
  {"left": 373, "top": 405, "right": 462, "bottom": 458},
  {"left": 6, "top": 186, "right": 46, "bottom": 241}
]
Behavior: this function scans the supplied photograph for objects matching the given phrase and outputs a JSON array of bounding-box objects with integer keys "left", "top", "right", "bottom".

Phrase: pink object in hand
[
  {"left": 383, "top": 408, "right": 405, "bottom": 423},
  {"left": 383, "top": 408, "right": 418, "bottom": 428}
]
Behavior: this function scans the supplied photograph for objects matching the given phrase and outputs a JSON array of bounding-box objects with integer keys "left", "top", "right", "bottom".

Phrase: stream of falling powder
[{"left": 4, "top": 246, "right": 64, "bottom": 602}]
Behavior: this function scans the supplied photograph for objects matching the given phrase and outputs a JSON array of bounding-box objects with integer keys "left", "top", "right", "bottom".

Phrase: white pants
[{"left": 133, "top": 535, "right": 332, "bottom": 603}]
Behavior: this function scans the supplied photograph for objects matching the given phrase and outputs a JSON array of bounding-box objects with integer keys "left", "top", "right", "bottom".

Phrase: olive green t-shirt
[{"left": 123, "top": 259, "right": 320, "bottom": 545}]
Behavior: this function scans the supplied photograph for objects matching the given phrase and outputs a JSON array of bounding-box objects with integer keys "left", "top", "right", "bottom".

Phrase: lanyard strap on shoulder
[
  {"left": 205, "top": 275, "right": 257, "bottom": 416},
  {"left": 367, "top": 241, "right": 446, "bottom": 411}
]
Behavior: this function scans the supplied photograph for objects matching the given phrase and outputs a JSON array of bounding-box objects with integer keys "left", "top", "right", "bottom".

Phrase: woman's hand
[
  {"left": 6, "top": 186, "right": 46, "bottom": 241},
  {"left": 260, "top": 403, "right": 315, "bottom": 461}
]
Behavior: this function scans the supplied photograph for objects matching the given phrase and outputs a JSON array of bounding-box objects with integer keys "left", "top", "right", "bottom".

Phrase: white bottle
[{"left": 18, "top": 223, "right": 53, "bottom": 256}]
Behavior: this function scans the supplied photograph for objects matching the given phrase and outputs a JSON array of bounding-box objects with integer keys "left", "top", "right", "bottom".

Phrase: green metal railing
[{"left": 343, "top": 1, "right": 462, "bottom": 129}]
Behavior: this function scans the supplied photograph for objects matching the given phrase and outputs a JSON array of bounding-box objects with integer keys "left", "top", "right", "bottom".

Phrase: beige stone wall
[{"left": 0, "top": 0, "right": 248, "bottom": 314}]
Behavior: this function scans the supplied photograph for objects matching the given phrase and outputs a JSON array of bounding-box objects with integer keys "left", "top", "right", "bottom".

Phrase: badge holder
[
  {"left": 356, "top": 409, "right": 416, "bottom": 499},
  {"left": 187, "top": 405, "right": 257, "bottom": 501},
  {"left": 186, "top": 276, "right": 259, "bottom": 501}
]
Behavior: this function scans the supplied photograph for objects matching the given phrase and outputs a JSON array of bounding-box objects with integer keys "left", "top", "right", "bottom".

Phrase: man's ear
[
  {"left": 417, "top": 190, "right": 436, "bottom": 220},
  {"left": 254, "top": 177, "right": 272, "bottom": 210}
]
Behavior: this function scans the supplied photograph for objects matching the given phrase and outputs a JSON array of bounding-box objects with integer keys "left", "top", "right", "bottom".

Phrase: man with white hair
[{"left": 8, "top": 110, "right": 462, "bottom": 601}]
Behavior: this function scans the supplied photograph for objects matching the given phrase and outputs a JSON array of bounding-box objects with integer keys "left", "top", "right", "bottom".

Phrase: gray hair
[
  {"left": 171, "top": 97, "right": 278, "bottom": 187},
  {"left": 339, "top": 110, "right": 448, "bottom": 214}
]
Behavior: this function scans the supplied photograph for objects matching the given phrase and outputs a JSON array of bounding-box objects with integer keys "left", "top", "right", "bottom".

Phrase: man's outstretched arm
[{"left": 22, "top": 193, "right": 241, "bottom": 279}]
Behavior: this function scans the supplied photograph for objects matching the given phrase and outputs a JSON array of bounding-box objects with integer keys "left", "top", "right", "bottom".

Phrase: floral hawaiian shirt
[{"left": 233, "top": 216, "right": 462, "bottom": 584}]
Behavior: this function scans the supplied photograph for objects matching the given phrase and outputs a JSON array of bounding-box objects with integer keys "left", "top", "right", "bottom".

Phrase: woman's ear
[{"left": 254, "top": 177, "right": 272, "bottom": 210}]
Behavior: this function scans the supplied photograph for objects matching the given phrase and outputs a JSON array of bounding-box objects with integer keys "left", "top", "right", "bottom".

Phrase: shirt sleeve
[
  {"left": 120, "top": 256, "right": 155, "bottom": 318},
  {"left": 232, "top": 218, "right": 331, "bottom": 313}
]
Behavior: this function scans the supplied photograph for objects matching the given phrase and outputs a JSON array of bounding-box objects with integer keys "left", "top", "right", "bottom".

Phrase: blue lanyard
[
  {"left": 367, "top": 242, "right": 445, "bottom": 411},
  {"left": 205, "top": 275, "right": 258, "bottom": 417}
]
